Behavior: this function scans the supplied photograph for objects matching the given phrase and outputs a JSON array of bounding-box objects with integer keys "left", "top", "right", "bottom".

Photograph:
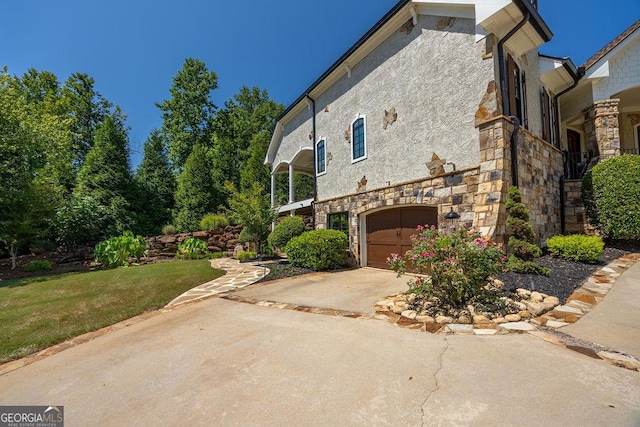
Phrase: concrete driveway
[{"left": 1, "top": 269, "right": 640, "bottom": 426}]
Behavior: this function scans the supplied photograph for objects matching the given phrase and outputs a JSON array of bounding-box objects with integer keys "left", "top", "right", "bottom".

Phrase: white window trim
[
  {"left": 350, "top": 114, "right": 367, "bottom": 164},
  {"left": 316, "top": 137, "right": 327, "bottom": 177}
]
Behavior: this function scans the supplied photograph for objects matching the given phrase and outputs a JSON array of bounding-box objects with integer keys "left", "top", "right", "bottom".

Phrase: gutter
[
  {"left": 305, "top": 94, "right": 317, "bottom": 229},
  {"left": 497, "top": 10, "right": 530, "bottom": 187},
  {"left": 553, "top": 64, "right": 585, "bottom": 235}
]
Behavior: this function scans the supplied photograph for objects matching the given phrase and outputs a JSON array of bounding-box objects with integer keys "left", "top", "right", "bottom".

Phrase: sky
[{"left": 2, "top": 0, "right": 639, "bottom": 168}]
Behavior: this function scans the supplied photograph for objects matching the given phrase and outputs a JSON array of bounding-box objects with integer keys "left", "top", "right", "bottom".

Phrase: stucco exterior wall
[
  {"left": 593, "top": 36, "right": 640, "bottom": 101},
  {"left": 272, "top": 108, "right": 313, "bottom": 170},
  {"left": 306, "top": 15, "right": 493, "bottom": 201}
]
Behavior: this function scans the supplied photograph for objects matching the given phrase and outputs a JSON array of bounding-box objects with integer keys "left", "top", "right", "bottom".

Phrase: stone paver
[{"left": 165, "top": 258, "right": 269, "bottom": 307}]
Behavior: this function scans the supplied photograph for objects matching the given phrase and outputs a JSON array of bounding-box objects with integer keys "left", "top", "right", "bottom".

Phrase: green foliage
[
  {"left": 582, "top": 155, "right": 640, "bottom": 240},
  {"left": 506, "top": 256, "right": 550, "bottom": 276},
  {"left": 507, "top": 237, "right": 541, "bottom": 261},
  {"left": 236, "top": 251, "right": 257, "bottom": 261},
  {"left": 74, "top": 114, "right": 135, "bottom": 237},
  {"left": 388, "top": 226, "right": 506, "bottom": 307},
  {"left": 173, "top": 144, "right": 219, "bottom": 232},
  {"left": 156, "top": 58, "right": 218, "bottom": 168},
  {"left": 225, "top": 181, "right": 276, "bottom": 253},
  {"left": 176, "top": 238, "right": 208, "bottom": 260},
  {"left": 54, "top": 196, "right": 110, "bottom": 245},
  {"left": 547, "top": 234, "right": 604, "bottom": 264},
  {"left": 238, "top": 227, "right": 254, "bottom": 244},
  {"left": 285, "top": 230, "right": 348, "bottom": 271},
  {"left": 24, "top": 259, "right": 54, "bottom": 272},
  {"left": 506, "top": 187, "right": 544, "bottom": 269},
  {"left": 200, "top": 213, "right": 229, "bottom": 231},
  {"left": 29, "top": 240, "right": 57, "bottom": 254},
  {"left": 94, "top": 231, "right": 147, "bottom": 268},
  {"left": 268, "top": 216, "right": 305, "bottom": 250},
  {"left": 162, "top": 224, "right": 177, "bottom": 235},
  {"left": 134, "top": 129, "right": 176, "bottom": 236}
]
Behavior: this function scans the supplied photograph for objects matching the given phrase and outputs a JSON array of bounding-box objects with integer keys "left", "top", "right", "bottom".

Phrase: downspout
[
  {"left": 305, "top": 94, "right": 317, "bottom": 228},
  {"left": 554, "top": 66, "right": 585, "bottom": 235},
  {"left": 497, "top": 10, "right": 530, "bottom": 187}
]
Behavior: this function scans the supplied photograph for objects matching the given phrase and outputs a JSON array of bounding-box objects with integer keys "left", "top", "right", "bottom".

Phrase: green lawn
[{"left": 0, "top": 260, "right": 225, "bottom": 363}]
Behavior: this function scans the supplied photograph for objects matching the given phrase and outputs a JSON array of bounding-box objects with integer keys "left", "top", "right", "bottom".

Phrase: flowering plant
[{"left": 387, "top": 225, "right": 505, "bottom": 307}]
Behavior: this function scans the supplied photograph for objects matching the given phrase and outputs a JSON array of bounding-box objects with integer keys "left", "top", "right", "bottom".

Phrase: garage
[{"left": 365, "top": 206, "right": 438, "bottom": 269}]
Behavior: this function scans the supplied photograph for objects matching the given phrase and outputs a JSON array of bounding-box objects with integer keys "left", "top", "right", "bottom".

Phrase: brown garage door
[{"left": 366, "top": 206, "right": 438, "bottom": 269}]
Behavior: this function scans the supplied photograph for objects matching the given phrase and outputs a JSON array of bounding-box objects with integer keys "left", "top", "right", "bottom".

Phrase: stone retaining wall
[{"left": 146, "top": 226, "right": 243, "bottom": 258}]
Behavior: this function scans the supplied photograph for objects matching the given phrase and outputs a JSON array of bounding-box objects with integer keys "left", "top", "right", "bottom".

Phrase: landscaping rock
[
  {"left": 415, "top": 315, "right": 435, "bottom": 323},
  {"left": 401, "top": 310, "right": 417, "bottom": 320},
  {"left": 504, "top": 314, "right": 521, "bottom": 322},
  {"left": 435, "top": 316, "right": 454, "bottom": 324}
]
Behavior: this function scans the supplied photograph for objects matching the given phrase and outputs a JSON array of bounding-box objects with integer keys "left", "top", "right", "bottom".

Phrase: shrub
[
  {"left": 238, "top": 227, "right": 255, "bottom": 244},
  {"left": 24, "top": 259, "right": 54, "bottom": 272},
  {"left": 162, "top": 224, "right": 177, "bottom": 235},
  {"left": 506, "top": 256, "right": 550, "bottom": 276},
  {"left": 388, "top": 225, "right": 506, "bottom": 307},
  {"left": 547, "top": 234, "right": 604, "bottom": 264},
  {"left": 285, "top": 230, "right": 348, "bottom": 271},
  {"left": 236, "top": 251, "right": 257, "bottom": 261},
  {"left": 582, "top": 155, "right": 640, "bottom": 240},
  {"left": 268, "top": 216, "right": 305, "bottom": 250},
  {"left": 200, "top": 214, "right": 229, "bottom": 231},
  {"left": 176, "top": 238, "right": 208, "bottom": 259},
  {"left": 95, "top": 231, "right": 148, "bottom": 268},
  {"left": 506, "top": 187, "right": 545, "bottom": 272}
]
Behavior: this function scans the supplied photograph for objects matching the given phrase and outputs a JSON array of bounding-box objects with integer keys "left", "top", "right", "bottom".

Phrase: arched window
[
  {"left": 316, "top": 138, "right": 326, "bottom": 175},
  {"left": 351, "top": 115, "right": 367, "bottom": 162}
]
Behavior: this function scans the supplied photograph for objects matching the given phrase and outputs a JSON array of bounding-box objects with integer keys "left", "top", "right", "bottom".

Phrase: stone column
[{"left": 584, "top": 99, "right": 620, "bottom": 160}]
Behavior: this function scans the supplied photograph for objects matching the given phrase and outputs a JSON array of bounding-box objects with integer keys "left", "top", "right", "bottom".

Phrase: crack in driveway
[{"left": 421, "top": 337, "right": 449, "bottom": 427}]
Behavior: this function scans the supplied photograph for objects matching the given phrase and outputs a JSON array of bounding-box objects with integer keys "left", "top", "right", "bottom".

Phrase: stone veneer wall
[
  {"left": 314, "top": 167, "right": 481, "bottom": 265},
  {"left": 476, "top": 117, "right": 564, "bottom": 244},
  {"left": 564, "top": 180, "right": 588, "bottom": 234}
]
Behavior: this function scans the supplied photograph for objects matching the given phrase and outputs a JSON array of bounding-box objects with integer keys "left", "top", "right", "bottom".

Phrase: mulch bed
[
  {"left": 254, "top": 260, "right": 314, "bottom": 283},
  {"left": 496, "top": 246, "right": 635, "bottom": 303}
]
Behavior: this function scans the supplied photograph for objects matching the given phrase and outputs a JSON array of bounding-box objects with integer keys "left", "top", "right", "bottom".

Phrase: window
[
  {"left": 635, "top": 123, "right": 640, "bottom": 152},
  {"left": 328, "top": 212, "right": 349, "bottom": 236},
  {"left": 316, "top": 138, "right": 326, "bottom": 175},
  {"left": 351, "top": 116, "right": 367, "bottom": 162},
  {"left": 507, "top": 55, "right": 528, "bottom": 129}
]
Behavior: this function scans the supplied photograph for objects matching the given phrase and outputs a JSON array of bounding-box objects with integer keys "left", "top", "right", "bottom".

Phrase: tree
[
  {"left": 62, "top": 73, "right": 113, "bottom": 168},
  {"left": 74, "top": 113, "right": 135, "bottom": 237},
  {"left": 173, "top": 144, "right": 218, "bottom": 232},
  {"left": 134, "top": 129, "right": 176, "bottom": 235},
  {"left": 212, "top": 86, "right": 283, "bottom": 204},
  {"left": 225, "top": 181, "right": 276, "bottom": 254},
  {"left": 156, "top": 58, "right": 218, "bottom": 168}
]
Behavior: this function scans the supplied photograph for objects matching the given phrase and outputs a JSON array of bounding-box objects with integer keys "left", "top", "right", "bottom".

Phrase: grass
[{"left": 0, "top": 260, "right": 224, "bottom": 364}]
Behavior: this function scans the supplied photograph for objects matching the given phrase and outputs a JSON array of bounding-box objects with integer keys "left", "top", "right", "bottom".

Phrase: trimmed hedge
[
  {"left": 285, "top": 229, "right": 348, "bottom": 271},
  {"left": 268, "top": 216, "right": 305, "bottom": 250},
  {"left": 547, "top": 234, "right": 604, "bottom": 264},
  {"left": 583, "top": 155, "right": 640, "bottom": 240}
]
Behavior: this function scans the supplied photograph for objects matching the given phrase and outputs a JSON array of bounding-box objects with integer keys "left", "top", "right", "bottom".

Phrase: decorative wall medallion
[
  {"left": 426, "top": 153, "right": 447, "bottom": 176},
  {"left": 629, "top": 113, "right": 640, "bottom": 126},
  {"left": 383, "top": 107, "right": 398, "bottom": 130},
  {"left": 309, "top": 131, "right": 314, "bottom": 140},
  {"left": 474, "top": 80, "right": 499, "bottom": 126},
  {"left": 327, "top": 152, "right": 333, "bottom": 165},
  {"left": 357, "top": 176, "right": 368, "bottom": 192},
  {"left": 344, "top": 127, "right": 351, "bottom": 143},
  {"left": 324, "top": 105, "right": 330, "bottom": 113},
  {"left": 399, "top": 18, "right": 415, "bottom": 35}
]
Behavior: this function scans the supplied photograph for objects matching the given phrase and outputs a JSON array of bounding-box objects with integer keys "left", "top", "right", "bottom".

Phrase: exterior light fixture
[{"left": 444, "top": 207, "right": 460, "bottom": 228}]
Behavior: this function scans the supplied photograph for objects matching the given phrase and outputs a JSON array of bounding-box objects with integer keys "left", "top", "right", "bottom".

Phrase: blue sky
[{"left": 2, "top": 1, "right": 639, "bottom": 168}]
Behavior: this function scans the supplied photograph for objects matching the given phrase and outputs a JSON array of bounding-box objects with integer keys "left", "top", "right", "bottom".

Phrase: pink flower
[{"left": 416, "top": 225, "right": 424, "bottom": 231}]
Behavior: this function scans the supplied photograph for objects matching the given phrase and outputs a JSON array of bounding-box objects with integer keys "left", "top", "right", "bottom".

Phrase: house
[
  {"left": 264, "top": 0, "right": 627, "bottom": 268},
  {"left": 558, "top": 19, "right": 640, "bottom": 233}
]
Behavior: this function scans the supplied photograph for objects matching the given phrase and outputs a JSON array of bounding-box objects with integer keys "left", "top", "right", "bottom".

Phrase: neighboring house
[{"left": 264, "top": 0, "right": 625, "bottom": 268}]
